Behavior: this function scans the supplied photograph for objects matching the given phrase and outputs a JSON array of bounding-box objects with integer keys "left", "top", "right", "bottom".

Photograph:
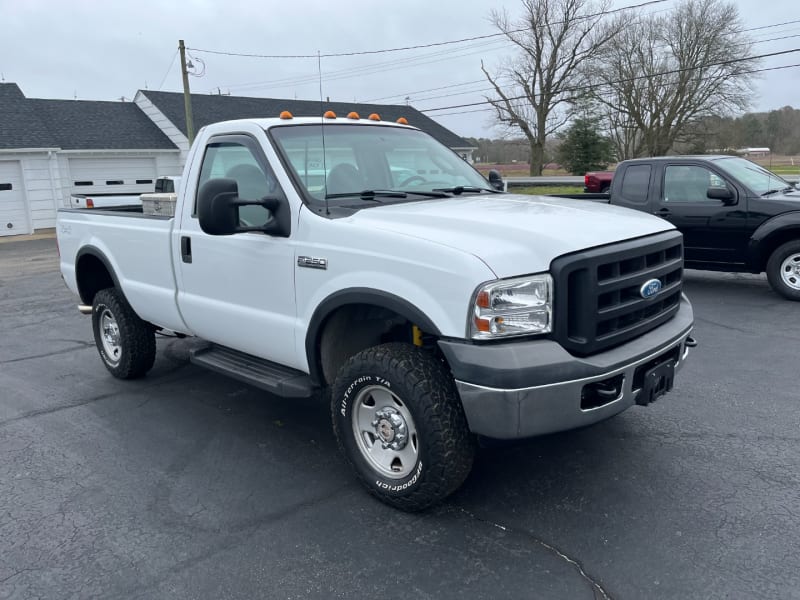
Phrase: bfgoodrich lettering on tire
[
  {"left": 331, "top": 342, "right": 475, "bottom": 511},
  {"left": 92, "top": 288, "right": 156, "bottom": 379},
  {"left": 766, "top": 240, "right": 800, "bottom": 301}
]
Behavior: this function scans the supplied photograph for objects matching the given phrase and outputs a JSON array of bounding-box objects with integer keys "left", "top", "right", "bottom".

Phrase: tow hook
[{"left": 685, "top": 336, "right": 698, "bottom": 348}]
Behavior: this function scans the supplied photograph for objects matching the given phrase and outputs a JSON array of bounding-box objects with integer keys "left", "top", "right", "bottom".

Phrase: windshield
[
  {"left": 714, "top": 157, "right": 790, "bottom": 196},
  {"left": 269, "top": 124, "right": 489, "bottom": 204}
]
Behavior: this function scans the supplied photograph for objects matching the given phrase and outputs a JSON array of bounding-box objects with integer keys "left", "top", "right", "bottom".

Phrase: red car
[{"left": 584, "top": 171, "right": 614, "bottom": 193}]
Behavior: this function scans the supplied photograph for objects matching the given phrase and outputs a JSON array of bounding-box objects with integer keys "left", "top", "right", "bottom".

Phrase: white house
[{"left": 0, "top": 83, "right": 180, "bottom": 237}]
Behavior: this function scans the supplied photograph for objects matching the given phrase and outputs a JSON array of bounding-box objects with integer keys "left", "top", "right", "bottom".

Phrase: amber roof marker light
[
  {"left": 368, "top": 113, "right": 381, "bottom": 121},
  {"left": 396, "top": 117, "right": 409, "bottom": 125},
  {"left": 323, "top": 110, "right": 337, "bottom": 119},
  {"left": 347, "top": 111, "right": 360, "bottom": 120},
  {"left": 279, "top": 110, "right": 293, "bottom": 119}
]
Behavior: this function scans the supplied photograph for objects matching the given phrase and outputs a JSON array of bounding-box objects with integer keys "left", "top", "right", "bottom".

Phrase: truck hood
[
  {"left": 350, "top": 194, "right": 674, "bottom": 278},
  {"left": 762, "top": 189, "right": 800, "bottom": 202}
]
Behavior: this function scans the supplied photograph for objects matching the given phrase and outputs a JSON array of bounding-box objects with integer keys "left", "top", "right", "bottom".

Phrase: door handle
[
  {"left": 654, "top": 208, "right": 671, "bottom": 217},
  {"left": 181, "top": 236, "right": 192, "bottom": 263}
]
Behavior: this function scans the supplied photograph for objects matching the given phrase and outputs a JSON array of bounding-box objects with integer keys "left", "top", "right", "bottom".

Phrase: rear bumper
[{"left": 438, "top": 296, "right": 694, "bottom": 439}]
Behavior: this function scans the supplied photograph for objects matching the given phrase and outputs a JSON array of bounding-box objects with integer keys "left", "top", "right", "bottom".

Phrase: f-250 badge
[{"left": 297, "top": 256, "right": 328, "bottom": 270}]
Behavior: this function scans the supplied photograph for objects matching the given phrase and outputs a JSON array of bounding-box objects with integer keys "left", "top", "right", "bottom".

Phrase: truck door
[
  {"left": 175, "top": 133, "right": 298, "bottom": 369},
  {"left": 654, "top": 164, "right": 748, "bottom": 267}
]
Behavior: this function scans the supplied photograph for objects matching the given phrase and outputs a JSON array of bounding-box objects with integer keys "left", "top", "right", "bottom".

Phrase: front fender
[{"left": 747, "top": 211, "right": 800, "bottom": 271}]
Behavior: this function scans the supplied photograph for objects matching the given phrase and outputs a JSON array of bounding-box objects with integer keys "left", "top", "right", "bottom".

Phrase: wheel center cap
[
  {"left": 103, "top": 324, "right": 120, "bottom": 345},
  {"left": 372, "top": 407, "right": 408, "bottom": 450}
]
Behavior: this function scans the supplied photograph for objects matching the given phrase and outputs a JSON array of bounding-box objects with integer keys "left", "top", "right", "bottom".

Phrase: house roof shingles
[
  {"left": 0, "top": 83, "right": 175, "bottom": 151},
  {"left": 141, "top": 90, "right": 473, "bottom": 149},
  {"left": 29, "top": 99, "right": 176, "bottom": 150},
  {"left": 0, "top": 83, "right": 57, "bottom": 149},
  {"left": 0, "top": 82, "right": 471, "bottom": 153}
]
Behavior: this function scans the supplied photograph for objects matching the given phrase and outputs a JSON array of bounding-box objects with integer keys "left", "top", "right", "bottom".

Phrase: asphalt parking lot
[{"left": 1, "top": 237, "right": 799, "bottom": 600}]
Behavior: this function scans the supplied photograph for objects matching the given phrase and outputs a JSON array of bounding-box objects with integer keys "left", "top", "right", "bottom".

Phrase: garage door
[
  {"left": 68, "top": 157, "right": 157, "bottom": 195},
  {"left": 0, "top": 161, "right": 29, "bottom": 237}
]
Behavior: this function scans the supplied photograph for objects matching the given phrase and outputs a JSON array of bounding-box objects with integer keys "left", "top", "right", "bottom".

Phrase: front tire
[
  {"left": 766, "top": 240, "right": 800, "bottom": 301},
  {"left": 331, "top": 343, "right": 475, "bottom": 511},
  {"left": 92, "top": 288, "right": 156, "bottom": 378}
]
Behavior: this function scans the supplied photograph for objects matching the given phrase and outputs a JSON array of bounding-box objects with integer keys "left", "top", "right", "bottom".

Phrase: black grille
[{"left": 551, "top": 231, "right": 683, "bottom": 356}]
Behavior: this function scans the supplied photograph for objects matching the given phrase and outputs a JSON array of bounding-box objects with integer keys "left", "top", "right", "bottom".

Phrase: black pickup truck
[{"left": 584, "top": 156, "right": 800, "bottom": 300}]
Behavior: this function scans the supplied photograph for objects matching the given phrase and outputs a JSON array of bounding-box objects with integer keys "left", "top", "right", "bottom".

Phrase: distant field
[
  {"left": 475, "top": 155, "right": 799, "bottom": 178},
  {"left": 513, "top": 186, "right": 584, "bottom": 195},
  {"left": 474, "top": 164, "right": 568, "bottom": 177}
]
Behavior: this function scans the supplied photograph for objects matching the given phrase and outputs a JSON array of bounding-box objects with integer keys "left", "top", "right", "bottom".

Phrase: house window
[
  {"left": 106, "top": 180, "right": 124, "bottom": 185},
  {"left": 74, "top": 181, "right": 93, "bottom": 186},
  {"left": 0, "top": 183, "right": 12, "bottom": 191},
  {"left": 136, "top": 179, "right": 153, "bottom": 184}
]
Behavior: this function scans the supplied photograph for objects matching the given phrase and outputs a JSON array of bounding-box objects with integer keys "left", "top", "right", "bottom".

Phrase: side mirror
[
  {"left": 487, "top": 169, "right": 505, "bottom": 191},
  {"left": 707, "top": 186, "right": 735, "bottom": 204},
  {"left": 197, "top": 178, "right": 290, "bottom": 237}
]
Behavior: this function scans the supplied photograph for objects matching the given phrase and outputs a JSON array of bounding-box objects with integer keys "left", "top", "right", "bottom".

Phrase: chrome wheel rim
[
  {"left": 99, "top": 308, "right": 122, "bottom": 364},
  {"left": 780, "top": 253, "right": 800, "bottom": 290},
  {"left": 351, "top": 385, "right": 419, "bottom": 479}
]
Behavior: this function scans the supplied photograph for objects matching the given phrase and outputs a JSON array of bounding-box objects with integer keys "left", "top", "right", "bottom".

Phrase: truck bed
[{"left": 57, "top": 208, "right": 187, "bottom": 333}]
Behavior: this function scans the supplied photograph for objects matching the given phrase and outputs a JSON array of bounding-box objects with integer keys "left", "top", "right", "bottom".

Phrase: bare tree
[
  {"left": 590, "top": 0, "right": 758, "bottom": 157},
  {"left": 482, "top": 0, "right": 625, "bottom": 175}
]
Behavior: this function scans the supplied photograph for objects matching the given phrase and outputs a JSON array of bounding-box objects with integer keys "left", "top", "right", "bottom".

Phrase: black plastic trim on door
[{"left": 181, "top": 236, "right": 192, "bottom": 263}]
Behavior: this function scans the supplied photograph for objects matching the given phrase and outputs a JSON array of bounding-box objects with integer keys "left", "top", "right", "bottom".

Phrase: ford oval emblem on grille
[{"left": 640, "top": 278, "right": 662, "bottom": 299}]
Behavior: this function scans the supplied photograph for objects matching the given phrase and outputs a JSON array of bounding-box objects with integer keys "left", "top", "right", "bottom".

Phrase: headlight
[{"left": 470, "top": 274, "right": 553, "bottom": 339}]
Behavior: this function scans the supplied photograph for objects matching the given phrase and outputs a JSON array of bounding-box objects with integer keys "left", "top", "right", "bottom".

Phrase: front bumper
[{"left": 438, "top": 296, "right": 694, "bottom": 439}]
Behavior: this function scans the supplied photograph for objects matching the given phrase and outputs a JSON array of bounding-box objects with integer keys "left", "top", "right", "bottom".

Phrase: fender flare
[
  {"left": 75, "top": 245, "right": 122, "bottom": 304},
  {"left": 747, "top": 211, "right": 800, "bottom": 271},
  {"left": 304, "top": 288, "right": 443, "bottom": 385}
]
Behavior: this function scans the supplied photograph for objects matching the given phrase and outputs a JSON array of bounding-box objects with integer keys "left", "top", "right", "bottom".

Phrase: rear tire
[
  {"left": 766, "top": 240, "right": 800, "bottom": 301},
  {"left": 331, "top": 343, "right": 475, "bottom": 511},
  {"left": 92, "top": 288, "right": 156, "bottom": 378}
]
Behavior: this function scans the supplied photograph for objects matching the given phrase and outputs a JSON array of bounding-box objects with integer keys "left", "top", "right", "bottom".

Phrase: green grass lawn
[
  {"left": 767, "top": 166, "right": 800, "bottom": 175},
  {"left": 511, "top": 186, "right": 585, "bottom": 195}
]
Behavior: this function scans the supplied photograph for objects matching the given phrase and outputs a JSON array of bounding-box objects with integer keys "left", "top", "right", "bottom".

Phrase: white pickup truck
[{"left": 57, "top": 114, "right": 695, "bottom": 510}]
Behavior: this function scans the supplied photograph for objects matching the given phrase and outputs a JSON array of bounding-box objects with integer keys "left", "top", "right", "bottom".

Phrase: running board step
[{"left": 190, "top": 344, "right": 315, "bottom": 398}]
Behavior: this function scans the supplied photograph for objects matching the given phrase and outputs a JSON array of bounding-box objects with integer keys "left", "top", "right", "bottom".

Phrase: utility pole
[{"left": 179, "top": 39, "right": 195, "bottom": 145}]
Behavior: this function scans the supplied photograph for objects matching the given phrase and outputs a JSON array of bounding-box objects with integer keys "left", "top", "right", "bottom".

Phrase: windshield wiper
[
  {"left": 432, "top": 185, "right": 501, "bottom": 195},
  {"left": 325, "top": 189, "right": 407, "bottom": 201},
  {"left": 762, "top": 187, "right": 791, "bottom": 197}
]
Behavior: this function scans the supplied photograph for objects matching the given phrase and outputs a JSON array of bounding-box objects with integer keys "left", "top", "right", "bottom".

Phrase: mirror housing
[
  {"left": 197, "top": 178, "right": 290, "bottom": 237},
  {"left": 487, "top": 169, "right": 504, "bottom": 191},
  {"left": 706, "top": 186, "right": 735, "bottom": 204}
]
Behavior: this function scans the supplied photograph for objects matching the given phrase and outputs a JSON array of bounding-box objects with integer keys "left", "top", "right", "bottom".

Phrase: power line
[
  {"left": 427, "top": 61, "right": 800, "bottom": 118},
  {"left": 187, "top": 0, "right": 669, "bottom": 60},
  {"left": 369, "top": 23, "right": 800, "bottom": 106},
  {"left": 157, "top": 50, "right": 179, "bottom": 90},
  {"left": 422, "top": 47, "right": 800, "bottom": 113},
  {"left": 744, "top": 18, "right": 800, "bottom": 33},
  {"left": 218, "top": 38, "right": 511, "bottom": 94},
  {"left": 403, "top": 33, "right": 800, "bottom": 106}
]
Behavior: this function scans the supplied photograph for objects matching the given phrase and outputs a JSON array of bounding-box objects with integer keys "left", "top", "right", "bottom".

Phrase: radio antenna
[{"left": 318, "top": 50, "right": 330, "bottom": 216}]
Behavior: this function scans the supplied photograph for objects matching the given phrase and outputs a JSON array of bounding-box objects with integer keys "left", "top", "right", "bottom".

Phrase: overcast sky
[{"left": 2, "top": 0, "right": 798, "bottom": 139}]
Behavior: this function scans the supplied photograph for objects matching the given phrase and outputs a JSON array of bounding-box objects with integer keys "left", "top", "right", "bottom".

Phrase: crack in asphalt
[
  {"left": 0, "top": 341, "right": 95, "bottom": 365},
  {"left": 125, "top": 483, "right": 356, "bottom": 598},
  {"left": 0, "top": 392, "right": 119, "bottom": 428},
  {"left": 455, "top": 506, "right": 612, "bottom": 600},
  {"left": 0, "top": 368, "right": 194, "bottom": 428}
]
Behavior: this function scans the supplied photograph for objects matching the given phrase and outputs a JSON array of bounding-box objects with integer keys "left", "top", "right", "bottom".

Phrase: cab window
[
  {"left": 664, "top": 166, "right": 725, "bottom": 203},
  {"left": 196, "top": 141, "right": 277, "bottom": 226}
]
